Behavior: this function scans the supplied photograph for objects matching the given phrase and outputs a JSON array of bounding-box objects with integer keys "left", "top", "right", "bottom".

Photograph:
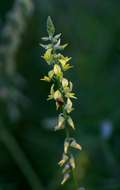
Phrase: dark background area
[{"left": 0, "top": 0, "right": 120, "bottom": 190}]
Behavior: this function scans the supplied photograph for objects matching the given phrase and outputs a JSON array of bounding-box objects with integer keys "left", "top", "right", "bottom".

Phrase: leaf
[{"left": 47, "top": 16, "right": 55, "bottom": 37}]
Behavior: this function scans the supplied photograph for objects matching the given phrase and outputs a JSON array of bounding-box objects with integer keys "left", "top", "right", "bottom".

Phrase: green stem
[{"left": 72, "top": 168, "right": 78, "bottom": 190}]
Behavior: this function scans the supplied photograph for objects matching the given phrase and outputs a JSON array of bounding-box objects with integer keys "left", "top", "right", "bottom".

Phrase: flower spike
[{"left": 40, "top": 16, "right": 82, "bottom": 185}]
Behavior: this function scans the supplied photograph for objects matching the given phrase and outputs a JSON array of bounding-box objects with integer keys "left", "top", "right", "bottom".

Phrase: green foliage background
[{"left": 0, "top": 0, "right": 120, "bottom": 190}]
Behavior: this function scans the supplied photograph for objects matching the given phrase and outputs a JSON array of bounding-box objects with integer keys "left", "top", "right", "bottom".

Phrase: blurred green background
[{"left": 0, "top": 0, "right": 120, "bottom": 190}]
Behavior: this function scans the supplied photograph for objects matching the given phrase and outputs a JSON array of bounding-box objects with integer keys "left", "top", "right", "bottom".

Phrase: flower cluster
[{"left": 40, "top": 16, "right": 82, "bottom": 185}]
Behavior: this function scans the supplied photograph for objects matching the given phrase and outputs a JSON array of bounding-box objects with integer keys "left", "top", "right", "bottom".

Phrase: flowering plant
[{"left": 40, "top": 16, "right": 82, "bottom": 185}]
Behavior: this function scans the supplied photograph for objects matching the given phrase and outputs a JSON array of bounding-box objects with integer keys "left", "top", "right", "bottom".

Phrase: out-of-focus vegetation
[{"left": 0, "top": 0, "right": 120, "bottom": 190}]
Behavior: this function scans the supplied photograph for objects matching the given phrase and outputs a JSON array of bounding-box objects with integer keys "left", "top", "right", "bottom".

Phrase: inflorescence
[{"left": 40, "top": 16, "right": 82, "bottom": 185}]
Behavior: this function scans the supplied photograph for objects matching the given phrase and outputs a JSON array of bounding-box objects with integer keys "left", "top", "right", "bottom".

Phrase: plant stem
[{"left": 72, "top": 168, "right": 78, "bottom": 190}]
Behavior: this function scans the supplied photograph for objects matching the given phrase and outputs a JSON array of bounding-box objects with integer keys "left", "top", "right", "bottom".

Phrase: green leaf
[{"left": 47, "top": 16, "right": 55, "bottom": 37}]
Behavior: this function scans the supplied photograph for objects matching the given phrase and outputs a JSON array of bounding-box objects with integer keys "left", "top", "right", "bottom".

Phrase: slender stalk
[{"left": 72, "top": 167, "right": 78, "bottom": 190}]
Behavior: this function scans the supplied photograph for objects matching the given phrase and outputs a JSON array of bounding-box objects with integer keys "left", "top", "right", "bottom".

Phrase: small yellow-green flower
[
  {"left": 59, "top": 55, "right": 72, "bottom": 71},
  {"left": 65, "top": 98, "right": 73, "bottom": 113},
  {"left": 42, "top": 48, "right": 53, "bottom": 64},
  {"left": 40, "top": 76, "right": 51, "bottom": 82},
  {"left": 48, "top": 70, "right": 54, "bottom": 79},
  {"left": 53, "top": 64, "right": 63, "bottom": 78}
]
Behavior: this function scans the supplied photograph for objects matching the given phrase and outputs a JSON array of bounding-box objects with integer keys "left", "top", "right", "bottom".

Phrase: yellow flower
[
  {"left": 61, "top": 78, "right": 69, "bottom": 88},
  {"left": 62, "top": 80, "right": 77, "bottom": 99},
  {"left": 53, "top": 90, "right": 64, "bottom": 109},
  {"left": 40, "top": 76, "right": 51, "bottom": 82},
  {"left": 59, "top": 55, "right": 71, "bottom": 65},
  {"left": 42, "top": 48, "right": 53, "bottom": 64},
  {"left": 48, "top": 70, "right": 54, "bottom": 79},
  {"left": 53, "top": 64, "right": 62, "bottom": 77},
  {"left": 65, "top": 98, "right": 73, "bottom": 113},
  {"left": 59, "top": 55, "right": 72, "bottom": 71},
  {"left": 54, "top": 90, "right": 62, "bottom": 100},
  {"left": 41, "top": 69, "right": 54, "bottom": 82}
]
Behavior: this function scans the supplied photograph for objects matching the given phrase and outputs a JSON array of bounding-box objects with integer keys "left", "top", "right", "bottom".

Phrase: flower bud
[
  {"left": 64, "top": 141, "right": 69, "bottom": 154},
  {"left": 53, "top": 64, "right": 62, "bottom": 77},
  {"left": 42, "top": 48, "right": 53, "bottom": 64},
  {"left": 58, "top": 154, "right": 69, "bottom": 166},
  {"left": 65, "top": 98, "right": 73, "bottom": 113},
  {"left": 67, "top": 116, "right": 75, "bottom": 129},
  {"left": 40, "top": 76, "right": 51, "bottom": 82},
  {"left": 61, "top": 173, "right": 70, "bottom": 185},
  {"left": 70, "top": 140, "right": 82, "bottom": 150},
  {"left": 54, "top": 90, "right": 62, "bottom": 100},
  {"left": 62, "top": 78, "right": 68, "bottom": 88},
  {"left": 55, "top": 115, "right": 65, "bottom": 131}
]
